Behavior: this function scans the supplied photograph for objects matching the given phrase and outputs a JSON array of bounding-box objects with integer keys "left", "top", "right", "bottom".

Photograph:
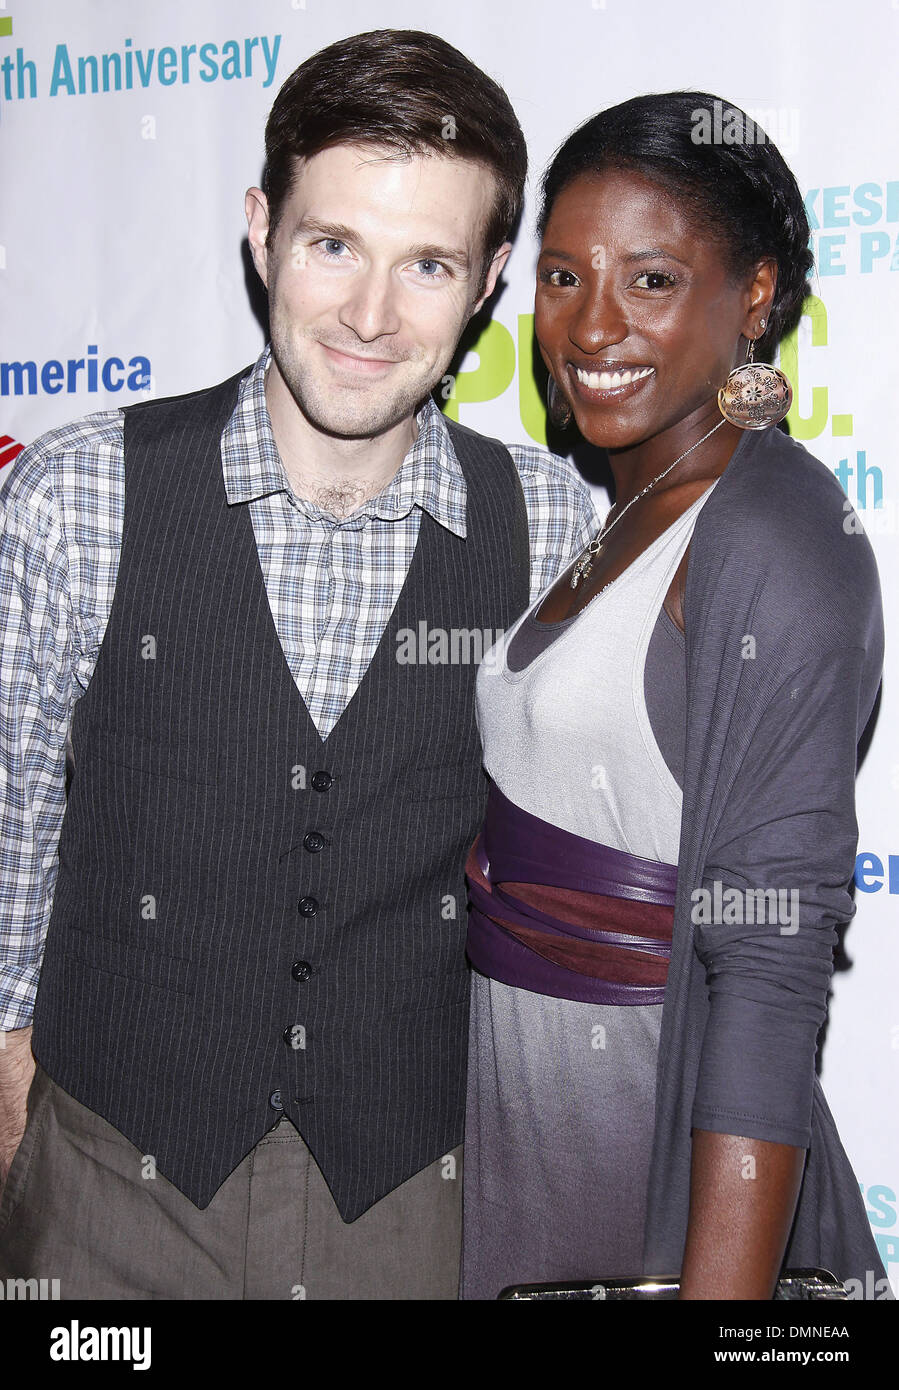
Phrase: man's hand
[{"left": 0, "top": 1026, "right": 35, "bottom": 1196}]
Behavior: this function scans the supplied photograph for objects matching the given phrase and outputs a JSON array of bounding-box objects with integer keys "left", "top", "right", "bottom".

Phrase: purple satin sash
[{"left": 465, "top": 783, "right": 677, "bottom": 1006}]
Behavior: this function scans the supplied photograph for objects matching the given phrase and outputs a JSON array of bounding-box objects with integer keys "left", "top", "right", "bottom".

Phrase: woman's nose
[{"left": 567, "top": 280, "right": 628, "bottom": 354}]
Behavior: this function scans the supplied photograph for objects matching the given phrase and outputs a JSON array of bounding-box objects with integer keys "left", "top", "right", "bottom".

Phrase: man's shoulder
[
  {"left": 448, "top": 417, "right": 585, "bottom": 482},
  {"left": 505, "top": 440, "right": 591, "bottom": 493},
  {"left": 441, "top": 414, "right": 587, "bottom": 489},
  {"left": 22, "top": 408, "right": 124, "bottom": 461},
  {"left": 445, "top": 422, "right": 594, "bottom": 539},
  {"left": 1, "top": 408, "right": 124, "bottom": 519},
  {"left": 124, "top": 364, "right": 253, "bottom": 420},
  {"left": 1, "top": 360, "right": 252, "bottom": 514}
]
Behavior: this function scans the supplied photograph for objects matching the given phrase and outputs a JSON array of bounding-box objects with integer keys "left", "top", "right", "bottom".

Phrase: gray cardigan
[{"left": 641, "top": 422, "right": 889, "bottom": 1291}]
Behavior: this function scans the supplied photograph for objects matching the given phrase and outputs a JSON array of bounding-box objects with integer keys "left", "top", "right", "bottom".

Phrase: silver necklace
[{"left": 569, "top": 418, "right": 727, "bottom": 590}]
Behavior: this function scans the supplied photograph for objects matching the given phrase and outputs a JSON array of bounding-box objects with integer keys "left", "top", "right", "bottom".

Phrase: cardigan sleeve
[{"left": 689, "top": 641, "right": 871, "bottom": 1148}]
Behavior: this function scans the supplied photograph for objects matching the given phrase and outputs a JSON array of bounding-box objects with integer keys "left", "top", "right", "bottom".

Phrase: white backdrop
[{"left": 1, "top": 0, "right": 896, "bottom": 1288}]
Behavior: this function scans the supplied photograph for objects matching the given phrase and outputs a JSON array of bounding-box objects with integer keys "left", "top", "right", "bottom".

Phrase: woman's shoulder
[
  {"left": 691, "top": 427, "right": 882, "bottom": 649},
  {"left": 704, "top": 427, "right": 856, "bottom": 547}
]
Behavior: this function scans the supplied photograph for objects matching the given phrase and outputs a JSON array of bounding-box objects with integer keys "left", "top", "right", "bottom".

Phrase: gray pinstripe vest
[{"left": 31, "top": 366, "right": 529, "bottom": 1220}]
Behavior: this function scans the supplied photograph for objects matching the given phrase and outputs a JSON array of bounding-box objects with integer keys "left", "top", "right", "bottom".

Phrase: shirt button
[
  {"left": 292, "top": 960, "right": 313, "bottom": 982},
  {"left": 268, "top": 1089, "right": 283, "bottom": 1111},
  {"left": 303, "top": 831, "right": 325, "bottom": 853},
  {"left": 297, "top": 895, "right": 318, "bottom": 916},
  {"left": 311, "top": 771, "right": 333, "bottom": 793}
]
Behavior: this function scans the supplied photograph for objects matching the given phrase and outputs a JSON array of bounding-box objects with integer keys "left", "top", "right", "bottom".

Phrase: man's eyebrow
[
  {"left": 405, "top": 242, "right": 471, "bottom": 273},
  {"left": 290, "top": 217, "right": 359, "bottom": 244},
  {"left": 290, "top": 217, "right": 472, "bottom": 273}
]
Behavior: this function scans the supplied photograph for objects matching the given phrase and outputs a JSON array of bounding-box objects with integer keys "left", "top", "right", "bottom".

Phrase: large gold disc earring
[{"left": 718, "top": 326, "right": 792, "bottom": 430}]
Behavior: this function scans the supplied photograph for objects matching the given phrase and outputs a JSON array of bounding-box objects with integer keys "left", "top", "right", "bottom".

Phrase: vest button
[
  {"left": 283, "top": 1024, "right": 305, "bottom": 1049},
  {"left": 303, "top": 831, "right": 325, "bottom": 853},
  {"left": 311, "top": 771, "right": 333, "bottom": 792},
  {"left": 292, "top": 959, "right": 313, "bottom": 982},
  {"left": 268, "top": 1089, "right": 284, "bottom": 1111},
  {"left": 298, "top": 896, "right": 318, "bottom": 916}
]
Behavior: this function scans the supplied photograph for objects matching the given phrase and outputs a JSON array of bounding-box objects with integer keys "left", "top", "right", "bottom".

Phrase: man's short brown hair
[{"left": 262, "top": 29, "right": 527, "bottom": 297}]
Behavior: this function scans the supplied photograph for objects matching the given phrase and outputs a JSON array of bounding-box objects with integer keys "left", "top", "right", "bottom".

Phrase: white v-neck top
[{"left": 475, "top": 482, "right": 718, "bottom": 864}]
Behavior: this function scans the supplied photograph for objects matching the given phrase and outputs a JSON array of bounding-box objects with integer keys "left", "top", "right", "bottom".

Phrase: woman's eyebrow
[
  {"left": 623, "top": 248, "right": 690, "bottom": 266},
  {"left": 538, "top": 246, "right": 691, "bottom": 267}
]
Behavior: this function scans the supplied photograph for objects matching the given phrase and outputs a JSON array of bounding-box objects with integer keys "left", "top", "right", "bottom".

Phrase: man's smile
[{"left": 318, "top": 342, "right": 401, "bottom": 376}]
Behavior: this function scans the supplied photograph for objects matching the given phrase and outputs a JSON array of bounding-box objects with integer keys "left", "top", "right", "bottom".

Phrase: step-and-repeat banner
[{"left": 1, "top": 0, "right": 897, "bottom": 1290}]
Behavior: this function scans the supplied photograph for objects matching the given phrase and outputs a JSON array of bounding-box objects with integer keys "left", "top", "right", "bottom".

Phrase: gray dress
[{"left": 461, "top": 487, "right": 717, "bottom": 1300}]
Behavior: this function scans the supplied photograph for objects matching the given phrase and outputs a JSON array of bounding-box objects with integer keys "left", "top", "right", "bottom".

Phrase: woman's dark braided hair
[{"left": 537, "top": 92, "right": 814, "bottom": 361}]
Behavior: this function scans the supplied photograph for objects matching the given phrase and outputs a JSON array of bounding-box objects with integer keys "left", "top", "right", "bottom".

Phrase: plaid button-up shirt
[{"left": 0, "top": 344, "right": 597, "bottom": 1028}]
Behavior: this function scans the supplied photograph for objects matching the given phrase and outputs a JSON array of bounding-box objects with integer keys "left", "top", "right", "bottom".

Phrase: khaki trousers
[{"left": 0, "top": 1063, "right": 462, "bottom": 1299}]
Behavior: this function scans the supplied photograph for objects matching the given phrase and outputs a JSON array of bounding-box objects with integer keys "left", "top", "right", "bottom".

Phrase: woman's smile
[{"left": 569, "top": 360, "right": 656, "bottom": 400}]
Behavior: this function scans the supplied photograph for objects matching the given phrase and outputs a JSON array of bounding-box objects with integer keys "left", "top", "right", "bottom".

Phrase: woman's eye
[
  {"left": 540, "top": 267, "right": 579, "bottom": 288},
  {"left": 633, "top": 270, "right": 675, "bottom": 289}
]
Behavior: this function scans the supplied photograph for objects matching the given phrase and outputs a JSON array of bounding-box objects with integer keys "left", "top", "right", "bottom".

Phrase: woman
[{"left": 461, "top": 93, "right": 888, "bottom": 1300}]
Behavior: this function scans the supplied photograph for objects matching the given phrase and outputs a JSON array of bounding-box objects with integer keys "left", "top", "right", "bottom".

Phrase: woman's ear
[{"left": 741, "top": 257, "right": 778, "bottom": 338}]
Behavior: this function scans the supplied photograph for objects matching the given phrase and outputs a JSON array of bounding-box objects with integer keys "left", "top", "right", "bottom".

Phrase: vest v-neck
[{"left": 238, "top": 497, "right": 434, "bottom": 748}]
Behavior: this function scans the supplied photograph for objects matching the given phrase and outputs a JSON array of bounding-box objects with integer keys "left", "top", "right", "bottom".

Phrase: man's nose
[{"left": 337, "top": 268, "right": 402, "bottom": 343}]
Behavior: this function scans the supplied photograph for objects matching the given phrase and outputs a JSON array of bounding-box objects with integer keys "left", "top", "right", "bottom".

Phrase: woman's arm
[
  {"left": 671, "top": 462, "right": 883, "bottom": 1298},
  {"left": 678, "top": 1130, "right": 805, "bottom": 1299},
  {"left": 680, "top": 640, "right": 879, "bottom": 1297}
]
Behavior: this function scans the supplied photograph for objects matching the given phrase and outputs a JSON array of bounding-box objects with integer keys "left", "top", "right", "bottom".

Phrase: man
[{"left": 0, "top": 30, "right": 595, "bottom": 1299}]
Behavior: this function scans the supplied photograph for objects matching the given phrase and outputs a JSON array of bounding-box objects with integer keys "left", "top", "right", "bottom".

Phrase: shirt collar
[{"left": 221, "top": 344, "right": 468, "bottom": 537}]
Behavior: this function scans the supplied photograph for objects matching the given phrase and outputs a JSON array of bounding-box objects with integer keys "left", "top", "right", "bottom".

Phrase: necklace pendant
[
  {"left": 567, "top": 416, "right": 727, "bottom": 594},
  {"left": 570, "top": 552, "right": 594, "bottom": 590}
]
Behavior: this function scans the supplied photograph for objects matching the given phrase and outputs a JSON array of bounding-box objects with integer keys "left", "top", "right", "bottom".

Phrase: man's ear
[
  {"left": 471, "top": 241, "right": 513, "bottom": 316},
  {"left": 245, "top": 187, "right": 271, "bottom": 288}
]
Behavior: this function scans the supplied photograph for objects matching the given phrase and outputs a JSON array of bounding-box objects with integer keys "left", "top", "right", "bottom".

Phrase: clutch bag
[{"left": 498, "top": 1268, "right": 849, "bottom": 1300}]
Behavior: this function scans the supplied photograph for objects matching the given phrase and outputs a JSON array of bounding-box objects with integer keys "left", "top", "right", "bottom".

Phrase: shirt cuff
[{"left": 0, "top": 963, "right": 40, "bottom": 1031}]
